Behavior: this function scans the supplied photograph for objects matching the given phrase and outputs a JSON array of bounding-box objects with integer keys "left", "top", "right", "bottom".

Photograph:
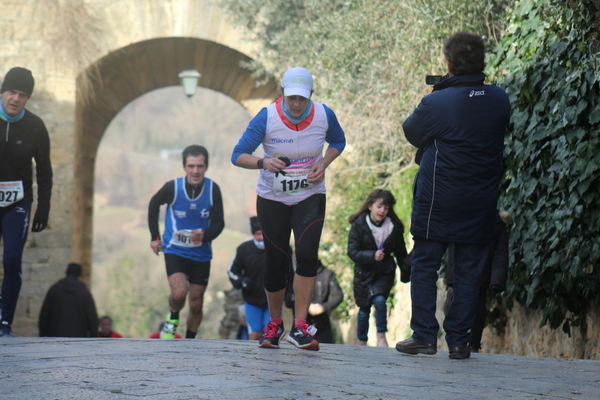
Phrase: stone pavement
[{"left": 1, "top": 337, "right": 599, "bottom": 400}]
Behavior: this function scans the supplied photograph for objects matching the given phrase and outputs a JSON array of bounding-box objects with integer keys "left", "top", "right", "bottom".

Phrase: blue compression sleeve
[
  {"left": 231, "top": 108, "right": 268, "bottom": 165},
  {"left": 323, "top": 104, "right": 346, "bottom": 153}
]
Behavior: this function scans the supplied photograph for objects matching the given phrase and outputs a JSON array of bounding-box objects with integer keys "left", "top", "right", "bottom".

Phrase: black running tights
[{"left": 256, "top": 194, "right": 326, "bottom": 292}]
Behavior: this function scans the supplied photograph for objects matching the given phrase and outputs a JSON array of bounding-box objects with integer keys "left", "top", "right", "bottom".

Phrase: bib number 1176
[
  {"left": 273, "top": 172, "right": 311, "bottom": 194},
  {"left": 281, "top": 178, "right": 309, "bottom": 192}
]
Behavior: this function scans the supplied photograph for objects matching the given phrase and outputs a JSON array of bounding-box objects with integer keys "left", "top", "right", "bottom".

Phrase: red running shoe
[
  {"left": 258, "top": 320, "right": 285, "bottom": 349},
  {"left": 286, "top": 323, "right": 319, "bottom": 351}
]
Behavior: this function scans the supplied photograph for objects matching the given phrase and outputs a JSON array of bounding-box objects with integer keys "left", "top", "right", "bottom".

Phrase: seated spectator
[
  {"left": 236, "top": 304, "right": 249, "bottom": 340},
  {"left": 307, "top": 260, "right": 343, "bottom": 343},
  {"left": 38, "top": 263, "right": 98, "bottom": 337},
  {"left": 218, "top": 288, "right": 244, "bottom": 339},
  {"left": 98, "top": 315, "right": 123, "bottom": 338},
  {"left": 285, "top": 259, "right": 343, "bottom": 344},
  {"left": 149, "top": 321, "right": 182, "bottom": 338}
]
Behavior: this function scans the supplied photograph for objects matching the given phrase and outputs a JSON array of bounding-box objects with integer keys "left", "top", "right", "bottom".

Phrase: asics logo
[{"left": 469, "top": 90, "right": 485, "bottom": 97}]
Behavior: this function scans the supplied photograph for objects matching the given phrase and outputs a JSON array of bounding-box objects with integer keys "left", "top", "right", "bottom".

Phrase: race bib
[
  {"left": 0, "top": 181, "right": 24, "bottom": 207},
  {"left": 272, "top": 171, "right": 312, "bottom": 194},
  {"left": 171, "top": 229, "right": 202, "bottom": 248}
]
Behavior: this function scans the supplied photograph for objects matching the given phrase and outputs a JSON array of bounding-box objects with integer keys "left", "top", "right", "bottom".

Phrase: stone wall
[
  {"left": 336, "top": 278, "right": 600, "bottom": 359},
  {"left": 484, "top": 301, "right": 600, "bottom": 359},
  {"left": 0, "top": 0, "right": 269, "bottom": 336}
]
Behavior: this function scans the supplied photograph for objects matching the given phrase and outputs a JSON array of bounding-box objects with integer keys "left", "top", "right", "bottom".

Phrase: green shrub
[{"left": 221, "top": 0, "right": 512, "bottom": 317}]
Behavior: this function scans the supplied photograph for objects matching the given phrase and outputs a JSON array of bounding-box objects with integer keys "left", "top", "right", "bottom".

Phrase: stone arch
[{"left": 72, "top": 37, "right": 277, "bottom": 278}]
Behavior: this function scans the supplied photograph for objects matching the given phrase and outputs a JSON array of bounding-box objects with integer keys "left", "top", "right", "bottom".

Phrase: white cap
[{"left": 281, "top": 67, "right": 313, "bottom": 98}]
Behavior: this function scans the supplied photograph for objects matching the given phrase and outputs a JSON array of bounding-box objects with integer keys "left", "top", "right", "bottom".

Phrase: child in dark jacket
[{"left": 347, "top": 189, "right": 408, "bottom": 347}]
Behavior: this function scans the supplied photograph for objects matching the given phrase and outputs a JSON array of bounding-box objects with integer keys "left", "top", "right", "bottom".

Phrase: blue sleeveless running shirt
[{"left": 162, "top": 177, "right": 214, "bottom": 262}]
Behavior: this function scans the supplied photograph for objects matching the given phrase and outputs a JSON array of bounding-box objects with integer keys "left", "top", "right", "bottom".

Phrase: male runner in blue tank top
[{"left": 148, "top": 145, "right": 224, "bottom": 339}]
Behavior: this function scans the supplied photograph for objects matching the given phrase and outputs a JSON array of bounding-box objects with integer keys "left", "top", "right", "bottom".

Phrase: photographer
[{"left": 395, "top": 32, "right": 510, "bottom": 360}]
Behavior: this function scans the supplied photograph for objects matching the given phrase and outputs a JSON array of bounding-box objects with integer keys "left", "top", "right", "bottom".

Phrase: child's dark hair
[
  {"left": 348, "top": 189, "right": 403, "bottom": 228},
  {"left": 182, "top": 145, "right": 209, "bottom": 168}
]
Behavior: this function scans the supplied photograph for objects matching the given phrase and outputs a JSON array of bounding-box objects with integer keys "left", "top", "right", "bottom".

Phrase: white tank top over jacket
[{"left": 256, "top": 101, "right": 328, "bottom": 205}]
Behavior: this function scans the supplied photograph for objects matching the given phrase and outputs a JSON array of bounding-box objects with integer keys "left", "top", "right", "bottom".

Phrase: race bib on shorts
[
  {"left": 272, "top": 170, "right": 313, "bottom": 194},
  {"left": 0, "top": 181, "right": 24, "bottom": 207},
  {"left": 171, "top": 229, "right": 202, "bottom": 248}
]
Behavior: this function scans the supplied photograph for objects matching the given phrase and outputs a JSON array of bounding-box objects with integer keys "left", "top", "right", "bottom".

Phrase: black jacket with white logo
[{"left": 0, "top": 109, "right": 52, "bottom": 218}]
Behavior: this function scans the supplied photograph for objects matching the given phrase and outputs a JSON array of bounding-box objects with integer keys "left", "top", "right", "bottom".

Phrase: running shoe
[
  {"left": 286, "top": 323, "right": 319, "bottom": 351},
  {"left": 258, "top": 320, "right": 285, "bottom": 349},
  {"left": 159, "top": 318, "right": 179, "bottom": 339}
]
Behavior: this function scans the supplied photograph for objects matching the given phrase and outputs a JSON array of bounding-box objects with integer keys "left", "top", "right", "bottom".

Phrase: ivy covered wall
[{"left": 490, "top": 0, "right": 599, "bottom": 336}]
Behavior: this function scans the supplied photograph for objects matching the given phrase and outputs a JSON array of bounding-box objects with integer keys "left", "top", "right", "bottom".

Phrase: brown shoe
[
  {"left": 449, "top": 346, "right": 471, "bottom": 359},
  {"left": 395, "top": 337, "right": 437, "bottom": 355}
]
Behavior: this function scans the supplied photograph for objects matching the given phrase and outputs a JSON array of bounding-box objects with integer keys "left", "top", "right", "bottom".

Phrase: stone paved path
[{"left": 1, "top": 337, "right": 599, "bottom": 399}]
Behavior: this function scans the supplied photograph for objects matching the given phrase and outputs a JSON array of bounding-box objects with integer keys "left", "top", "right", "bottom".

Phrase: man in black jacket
[
  {"left": 38, "top": 263, "right": 98, "bottom": 337},
  {"left": 395, "top": 32, "right": 510, "bottom": 360},
  {"left": 0, "top": 67, "right": 53, "bottom": 337}
]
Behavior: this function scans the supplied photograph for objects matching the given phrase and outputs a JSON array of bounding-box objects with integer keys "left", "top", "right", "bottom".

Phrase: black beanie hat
[
  {"left": 1, "top": 67, "right": 35, "bottom": 97},
  {"left": 250, "top": 216, "right": 261, "bottom": 234}
]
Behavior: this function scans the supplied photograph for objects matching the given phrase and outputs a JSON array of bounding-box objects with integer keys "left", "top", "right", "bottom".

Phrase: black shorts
[{"left": 164, "top": 253, "right": 210, "bottom": 285}]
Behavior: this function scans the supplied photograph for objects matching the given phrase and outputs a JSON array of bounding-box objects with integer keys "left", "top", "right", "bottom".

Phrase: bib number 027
[
  {"left": 0, "top": 190, "right": 19, "bottom": 203},
  {"left": 0, "top": 180, "right": 24, "bottom": 207}
]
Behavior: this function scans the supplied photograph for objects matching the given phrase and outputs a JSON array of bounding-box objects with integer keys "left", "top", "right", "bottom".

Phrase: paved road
[{"left": 1, "top": 337, "right": 599, "bottom": 400}]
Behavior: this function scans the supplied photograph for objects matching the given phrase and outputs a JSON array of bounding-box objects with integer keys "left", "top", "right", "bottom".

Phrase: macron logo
[
  {"left": 271, "top": 138, "right": 294, "bottom": 144},
  {"left": 469, "top": 89, "right": 485, "bottom": 97}
]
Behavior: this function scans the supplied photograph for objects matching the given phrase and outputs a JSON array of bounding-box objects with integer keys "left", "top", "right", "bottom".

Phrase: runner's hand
[
  {"left": 307, "top": 160, "right": 326, "bottom": 184},
  {"left": 374, "top": 249, "right": 385, "bottom": 262},
  {"left": 264, "top": 157, "right": 287, "bottom": 173},
  {"left": 31, "top": 209, "right": 48, "bottom": 232},
  {"left": 190, "top": 229, "right": 204, "bottom": 245},
  {"left": 150, "top": 239, "right": 162, "bottom": 255},
  {"left": 31, "top": 219, "right": 47, "bottom": 232}
]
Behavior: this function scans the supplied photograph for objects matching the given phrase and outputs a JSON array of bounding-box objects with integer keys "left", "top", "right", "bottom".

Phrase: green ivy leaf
[{"left": 589, "top": 108, "right": 600, "bottom": 124}]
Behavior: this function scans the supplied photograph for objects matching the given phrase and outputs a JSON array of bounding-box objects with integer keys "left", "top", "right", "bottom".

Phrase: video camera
[{"left": 425, "top": 75, "right": 444, "bottom": 85}]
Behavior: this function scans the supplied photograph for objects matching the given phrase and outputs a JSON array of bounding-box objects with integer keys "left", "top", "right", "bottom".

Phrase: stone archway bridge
[{"left": 0, "top": 0, "right": 276, "bottom": 336}]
